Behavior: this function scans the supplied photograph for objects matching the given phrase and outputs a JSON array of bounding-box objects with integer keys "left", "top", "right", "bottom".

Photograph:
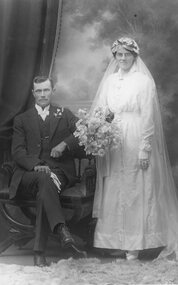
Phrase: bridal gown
[{"left": 93, "top": 65, "right": 178, "bottom": 251}]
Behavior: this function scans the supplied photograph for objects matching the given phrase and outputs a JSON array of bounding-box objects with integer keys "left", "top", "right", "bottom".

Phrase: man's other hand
[{"left": 50, "top": 141, "right": 67, "bottom": 158}]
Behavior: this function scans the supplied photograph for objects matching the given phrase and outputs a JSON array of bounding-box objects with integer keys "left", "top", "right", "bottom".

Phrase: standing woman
[{"left": 91, "top": 37, "right": 178, "bottom": 260}]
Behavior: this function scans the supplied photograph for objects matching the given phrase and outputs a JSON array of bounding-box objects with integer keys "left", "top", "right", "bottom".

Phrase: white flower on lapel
[{"left": 53, "top": 107, "right": 63, "bottom": 118}]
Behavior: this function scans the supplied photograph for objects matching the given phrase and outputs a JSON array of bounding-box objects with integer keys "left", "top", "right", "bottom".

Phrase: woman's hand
[
  {"left": 105, "top": 111, "right": 114, "bottom": 123},
  {"left": 139, "top": 158, "right": 149, "bottom": 170}
]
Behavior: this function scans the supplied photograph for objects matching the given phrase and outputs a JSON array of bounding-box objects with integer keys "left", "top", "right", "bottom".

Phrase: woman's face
[{"left": 115, "top": 46, "right": 135, "bottom": 72}]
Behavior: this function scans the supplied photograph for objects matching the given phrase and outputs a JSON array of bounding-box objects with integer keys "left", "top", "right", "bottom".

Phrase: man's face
[{"left": 33, "top": 79, "right": 53, "bottom": 108}]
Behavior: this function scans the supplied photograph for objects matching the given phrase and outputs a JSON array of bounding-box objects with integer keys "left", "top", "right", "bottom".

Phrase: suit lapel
[
  {"left": 49, "top": 106, "right": 61, "bottom": 140},
  {"left": 27, "top": 108, "right": 41, "bottom": 141}
]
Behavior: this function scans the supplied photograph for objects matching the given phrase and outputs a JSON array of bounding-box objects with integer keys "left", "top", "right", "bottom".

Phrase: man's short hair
[{"left": 33, "top": 76, "right": 54, "bottom": 88}]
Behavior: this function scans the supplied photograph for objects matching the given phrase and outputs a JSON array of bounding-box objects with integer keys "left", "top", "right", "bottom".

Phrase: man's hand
[
  {"left": 34, "top": 165, "right": 51, "bottom": 174},
  {"left": 50, "top": 141, "right": 67, "bottom": 158}
]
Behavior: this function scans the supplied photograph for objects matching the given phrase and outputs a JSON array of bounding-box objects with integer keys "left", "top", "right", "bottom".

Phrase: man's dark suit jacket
[{"left": 9, "top": 105, "right": 80, "bottom": 199}]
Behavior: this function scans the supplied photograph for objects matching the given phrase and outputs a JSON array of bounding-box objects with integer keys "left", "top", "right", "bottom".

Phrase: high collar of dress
[{"left": 117, "top": 62, "right": 137, "bottom": 80}]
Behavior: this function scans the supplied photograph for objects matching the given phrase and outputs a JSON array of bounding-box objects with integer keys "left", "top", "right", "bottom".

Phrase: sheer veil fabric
[{"left": 90, "top": 55, "right": 178, "bottom": 259}]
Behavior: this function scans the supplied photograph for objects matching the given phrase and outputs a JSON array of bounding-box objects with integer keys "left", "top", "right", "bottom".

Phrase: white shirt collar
[
  {"left": 35, "top": 104, "right": 50, "bottom": 121},
  {"left": 35, "top": 104, "right": 50, "bottom": 113}
]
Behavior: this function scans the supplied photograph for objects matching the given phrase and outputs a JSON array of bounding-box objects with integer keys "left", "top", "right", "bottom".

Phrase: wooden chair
[{"left": 0, "top": 155, "right": 96, "bottom": 254}]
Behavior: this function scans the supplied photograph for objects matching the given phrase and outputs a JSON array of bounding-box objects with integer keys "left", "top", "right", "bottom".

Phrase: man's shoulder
[
  {"left": 50, "top": 105, "right": 69, "bottom": 111},
  {"left": 50, "top": 105, "right": 75, "bottom": 116},
  {"left": 14, "top": 108, "right": 35, "bottom": 121}
]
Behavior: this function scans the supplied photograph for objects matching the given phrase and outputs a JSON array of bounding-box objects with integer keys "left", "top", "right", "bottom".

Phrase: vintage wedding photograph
[{"left": 0, "top": 0, "right": 178, "bottom": 284}]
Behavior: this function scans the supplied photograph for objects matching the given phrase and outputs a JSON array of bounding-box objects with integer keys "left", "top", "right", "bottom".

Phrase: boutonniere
[{"left": 54, "top": 107, "right": 63, "bottom": 118}]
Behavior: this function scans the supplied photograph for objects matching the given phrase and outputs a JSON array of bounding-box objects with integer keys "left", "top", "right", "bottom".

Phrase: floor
[
  {"left": 0, "top": 236, "right": 127, "bottom": 266},
  {"left": 0, "top": 239, "right": 59, "bottom": 266}
]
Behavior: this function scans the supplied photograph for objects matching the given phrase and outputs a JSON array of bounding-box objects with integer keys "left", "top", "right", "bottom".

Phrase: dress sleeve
[{"left": 139, "top": 76, "right": 155, "bottom": 159}]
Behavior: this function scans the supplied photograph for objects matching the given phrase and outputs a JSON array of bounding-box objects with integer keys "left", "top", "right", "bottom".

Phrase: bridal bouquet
[{"left": 74, "top": 107, "right": 122, "bottom": 157}]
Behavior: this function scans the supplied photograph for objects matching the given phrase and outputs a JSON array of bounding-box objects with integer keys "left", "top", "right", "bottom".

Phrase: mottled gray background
[{"left": 52, "top": 0, "right": 178, "bottom": 173}]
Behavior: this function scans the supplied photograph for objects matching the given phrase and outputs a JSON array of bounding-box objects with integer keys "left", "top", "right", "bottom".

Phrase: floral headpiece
[{"left": 111, "top": 37, "right": 140, "bottom": 55}]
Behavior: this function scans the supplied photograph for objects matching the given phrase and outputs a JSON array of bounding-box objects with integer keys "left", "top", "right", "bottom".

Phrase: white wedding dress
[{"left": 93, "top": 63, "right": 178, "bottom": 253}]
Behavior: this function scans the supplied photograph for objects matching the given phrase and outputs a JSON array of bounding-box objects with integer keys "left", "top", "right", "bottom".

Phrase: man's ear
[{"left": 52, "top": 82, "right": 57, "bottom": 92}]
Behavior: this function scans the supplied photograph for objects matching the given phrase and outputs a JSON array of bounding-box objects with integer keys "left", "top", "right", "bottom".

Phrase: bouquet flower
[{"left": 74, "top": 107, "right": 122, "bottom": 157}]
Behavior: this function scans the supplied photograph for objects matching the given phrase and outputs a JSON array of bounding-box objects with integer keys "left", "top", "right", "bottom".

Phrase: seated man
[{"left": 9, "top": 75, "right": 86, "bottom": 266}]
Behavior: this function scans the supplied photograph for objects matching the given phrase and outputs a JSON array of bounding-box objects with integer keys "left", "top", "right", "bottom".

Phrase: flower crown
[{"left": 111, "top": 37, "right": 140, "bottom": 55}]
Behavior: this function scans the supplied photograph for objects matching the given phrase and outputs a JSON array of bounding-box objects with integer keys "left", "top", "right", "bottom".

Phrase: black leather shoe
[
  {"left": 34, "top": 253, "right": 49, "bottom": 267},
  {"left": 69, "top": 244, "right": 87, "bottom": 259},
  {"left": 58, "top": 224, "right": 75, "bottom": 248}
]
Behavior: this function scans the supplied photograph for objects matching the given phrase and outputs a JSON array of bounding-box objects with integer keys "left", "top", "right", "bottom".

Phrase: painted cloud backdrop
[{"left": 52, "top": 0, "right": 178, "bottom": 168}]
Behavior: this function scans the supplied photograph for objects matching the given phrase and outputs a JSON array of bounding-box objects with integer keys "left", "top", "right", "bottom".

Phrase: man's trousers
[{"left": 16, "top": 170, "right": 68, "bottom": 251}]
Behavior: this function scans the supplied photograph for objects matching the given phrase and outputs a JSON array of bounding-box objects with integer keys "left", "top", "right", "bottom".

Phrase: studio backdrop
[{"left": 0, "top": 0, "right": 63, "bottom": 164}]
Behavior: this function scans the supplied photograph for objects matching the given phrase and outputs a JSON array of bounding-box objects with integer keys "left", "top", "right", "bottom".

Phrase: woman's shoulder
[
  {"left": 133, "top": 71, "right": 154, "bottom": 88},
  {"left": 134, "top": 71, "right": 153, "bottom": 83},
  {"left": 106, "top": 73, "right": 119, "bottom": 83},
  {"left": 133, "top": 71, "right": 156, "bottom": 94},
  {"left": 107, "top": 72, "right": 119, "bottom": 79}
]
